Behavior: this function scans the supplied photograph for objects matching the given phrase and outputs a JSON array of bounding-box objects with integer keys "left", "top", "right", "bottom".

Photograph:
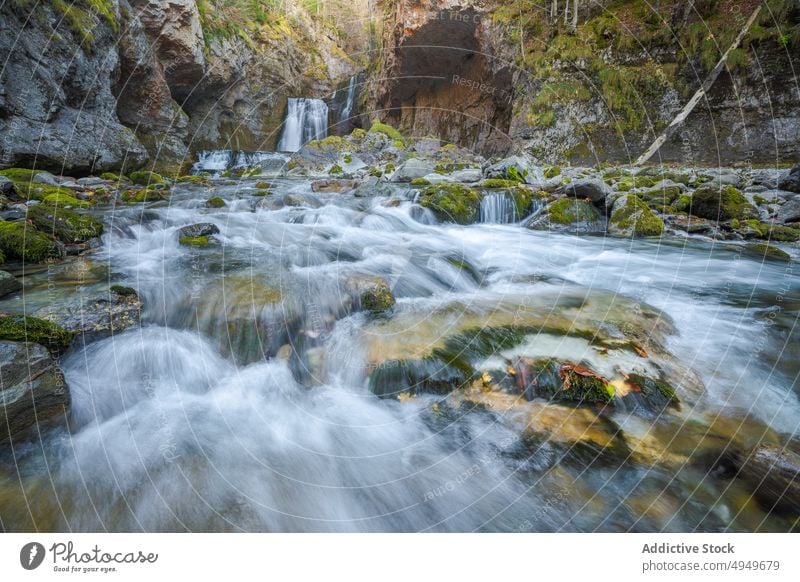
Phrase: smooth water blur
[{"left": 0, "top": 176, "right": 797, "bottom": 532}]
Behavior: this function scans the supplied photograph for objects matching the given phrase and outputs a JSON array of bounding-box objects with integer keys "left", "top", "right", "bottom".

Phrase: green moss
[
  {"left": 410, "top": 178, "right": 431, "bottom": 186},
  {"left": 176, "top": 175, "right": 208, "bottom": 185},
  {"left": 482, "top": 179, "right": 520, "bottom": 189},
  {"left": 27, "top": 204, "right": 104, "bottom": 243},
  {"left": 0, "top": 221, "right": 62, "bottom": 263},
  {"left": 350, "top": 128, "right": 367, "bottom": 141},
  {"left": 0, "top": 168, "right": 36, "bottom": 182},
  {"left": 42, "top": 193, "right": 92, "bottom": 208},
  {"left": 369, "top": 121, "right": 403, "bottom": 141},
  {"left": 543, "top": 166, "right": 562, "bottom": 179},
  {"left": 343, "top": 154, "right": 353, "bottom": 164},
  {"left": 129, "top": 170, "right": 166, "bottom": 186},
  {"left": 360, "top": 281, "right": 396, "bottom": 314},
  {"left": 637, "top": 186, "right": 683, "bottom": 208},
  {"left": 392, "top": 140, "right": 405, "bottom": 149},
  {"left": 610, "top": 194, "right": 664, "bottom": 237},
  {"left": 206, "top": 196, "right": 226, "bottom": 208},
  {"left": 100, "top": 172, "right": 122, "bottom": 181},
  {"left": 0, "top": 169, "right": 76, "bottom": 201},
  {"left": 756, "top": 223, "right": 800, "bottom": 242},
  {"left": 419, "top": 183, "right": 481, "bottom": 225},
  {"left": 179, "top": 236, "right": 211, "bottom": 247},
  {"left": 0, "top": 315, "right": 73, "bottom": 355},
  {"left": 506, "top": 166, "right": 527, "bottom": 183},
  {"left": 546, "top": 198, "right": 599, "bottom": 225},
  {"left": 743, "top": 243, "right": 790, "bottom": 262},
  {"left": 689, "top": 185, "right": 756, "bottom": 221},
  {"left": 329, "top": 164, "right": 343, "bottom": 175},
  {"left": 121, "top": 188, "right": 170, "bottom": 203},
  {"left": 110, "top": 284, "right": 137, "bottom": 297}
]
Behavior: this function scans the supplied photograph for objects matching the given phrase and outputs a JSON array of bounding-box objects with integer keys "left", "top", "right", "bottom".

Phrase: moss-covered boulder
[
  {"left": 419, "top": 183, "right": 481, "bottom": 224},
  {"left": 206, "top": 196, "right": 226, "bottom": 208},
  {"left": 0, "top": 168, "right": 75, "bottom": 201},
  {"left": 359, "top": 279, "right": 396, "bottom": 315},
  {"left": 27, "top": 204, "right": 103, "bottom": 243},
  {"left": 0, "top": 315, "right": 74, "bottom": 355},
  {"left": 121, "top": 188, "right": 170, "bottom": 203},
  {"left": 0, "top": 221, "right": 63, "bottom": 262},
  {"left": 544, "top": 197, "right": 601, "bottom": 224},
  {"left": 743, "top": 243, "right": 791, "bottom": 262},
  {"left": 689, "top": 185, "right": 757, "bottom": 221},
  {"left": 368, "top": 120, "right": 404, "bottom": 142},
  {"left": 609, "top": 194, "right": 664, "bottom": 237},
  {"left": 129, "top": 170, "right": 166, "bottom": 186},
  {"left": 42, "top": 193, "right": 92, "bottom": 208},
  {"left": 513, "top": 357, "right": 616, "bottom": 405},
  {"left": 179, "top": 236, "right": 213, "bottom": 247}
]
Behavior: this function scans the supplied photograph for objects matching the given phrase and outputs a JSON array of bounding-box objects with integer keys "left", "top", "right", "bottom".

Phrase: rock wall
[
  {"left": 368, "top": 0, "right": 800, "bottom": 164},
  {"left": 0, "top": 0, "right": 360, "bottom": 174}
]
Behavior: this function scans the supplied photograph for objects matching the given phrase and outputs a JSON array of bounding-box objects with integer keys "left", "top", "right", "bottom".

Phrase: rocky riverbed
[{"left": 0, "top": 127, "right": 799, "bottom": 532}]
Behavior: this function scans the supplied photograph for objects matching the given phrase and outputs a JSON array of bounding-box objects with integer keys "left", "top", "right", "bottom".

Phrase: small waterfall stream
[
  {"left": 277, "top": 98, "right": 329, "bottom": 152},
  {"left": 479, "top": 192, "right": 517, "bottom": 224},
  {"left": 340, "top": 75, "right": 358, "bottom": 122}
]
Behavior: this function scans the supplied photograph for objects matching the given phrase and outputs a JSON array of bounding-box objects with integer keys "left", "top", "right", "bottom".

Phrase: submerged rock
[
  {"left": 311, "top": 179, "right": 358, "bottom": 193},
  {"left": 0, "top": 270, "right": 22, "bottom": 298},
  {"left": 742, "top": 243, "right": 791, "bottom": 262},
  {"left": 513, "top": 357, "right": 615, "bottom": 405},
  {"left": 0, "top": 341, "right": 69, "bottom": 445},
  {"left": 178, "top": 223, "right": 220, "bottom": 238},
  {"left": 357, "top": 278, "right": 396, "bottom": 315},
  {"left": 33, "top": 289, "right": 142, "bottom": 342},
  {"left": 733, "top": 444, "right": 800, "bottom": 514},
  {"left": 527, "top": 197, "right": 605, "bottom": 233}
]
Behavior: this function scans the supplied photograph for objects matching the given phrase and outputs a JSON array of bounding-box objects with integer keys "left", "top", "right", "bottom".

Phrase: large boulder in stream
[
  {"left": 0, "top": 341, "right": 70, "bottom": 445},
  {"left": 776, "top": 197, "right": 800, "bottom": 224},
  {"left": 688, "top": 185, "right": 757, "bottom": 221},
  {"left": 389, "top": 159, "right": 437, "bottom": 183},
  {"left": 777, "top": 165, "right": 800, "bottom": 193},
  {"left": 527, "top": 198, "right": 605, "bottom": 233},
  {"left": 418, "top": 183, "right": 481, "bottom": 224},
  {"left": 483, "top": 156, "right": 535, "bottom": 184},
  {"left": 556, "top": 178, "right": 613, "bottom": 208},
  {"left": 608, "top": 194, "right": 665, "bottom": 237}
]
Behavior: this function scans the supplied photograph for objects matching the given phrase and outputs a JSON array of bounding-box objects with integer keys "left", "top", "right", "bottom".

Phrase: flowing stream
[{"left": 0, "top": 174, "right": 798, "bottom": 533}]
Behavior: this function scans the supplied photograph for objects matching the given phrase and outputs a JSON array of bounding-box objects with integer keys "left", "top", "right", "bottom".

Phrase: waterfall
[
  {"left": 480, "top": 192, "right": 518, "bottom": 224},
  {"left": 277, "top": 98, "right": 329, "bottom": 152},
  {"left": 340, "top": 75, "right": 358, "bottom": 122}
]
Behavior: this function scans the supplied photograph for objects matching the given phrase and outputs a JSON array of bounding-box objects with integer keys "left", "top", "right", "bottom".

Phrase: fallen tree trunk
[{"left": 634, "top": 5, "right": 762, "bottom": 166}]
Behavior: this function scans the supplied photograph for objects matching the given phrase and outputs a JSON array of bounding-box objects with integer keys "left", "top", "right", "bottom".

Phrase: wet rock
[
  {"left": 0, "top": 270, "right": 22, "bottom": 298},
  {"left": 0, "top": 221, "right": 64, "bottom": 263},
  {"left": 311, "top": 179, "right": 358, "bottom": 193},
  {"left": 665, "top": 215, "right": 719, "bottom": 235},
  {"left": 0, "top": 341, "right": 69, "bottom": 445},
  {"left": 732, "top": 444, "right": 800, "bottom": 514},
  {"left": 608, "top": 194, "right": 664, "bottom": 237},
  {"left": 449, "top": 168, "right": 483, "bottom": 183},
  {"left": 352, "top": 177, "right": 394, "bottom": 198},
  {"left": 777, "top": 165, "right": 800, "bottom": 193},
  {"left": 26, "top": 204, "right": 104, "bottom": 244},
  {"left": 556, "top": 178, "right": 612, "bottom": 208},
  {"left": 483, "top": 156, "right": 534, "bottom": 184},
  {"left": 33, "top": 290, "right": 142, "bottom": 342},
  {"left": 370, "top": 358, "right": 465, "bottom": 399},
  {"left": 178, "top": 223, "right": 220, "bottom": 238},
  {"left": 0, "top": 176, "right": 15, "bottom": 196},
  {"left": 389, "top": 159, "right": 437, "bottom": 182},
  {"left": 776, "top": 197, "right": 800, "bottom": 224},
  {"left": 32, "top": 172, "right": 61, "bottom": 187}
]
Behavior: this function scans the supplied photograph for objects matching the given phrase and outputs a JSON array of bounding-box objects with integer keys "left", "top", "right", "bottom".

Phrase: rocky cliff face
[
  {"left": 368, "top": 0, "right": 800, "bottom": 164},
  {"left": 0, "top": 0, "right": 360, "bottom": 174}
]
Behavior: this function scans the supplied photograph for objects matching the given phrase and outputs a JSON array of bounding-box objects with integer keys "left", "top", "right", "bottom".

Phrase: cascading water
[
  {"left": 0, "top": 176, "right": 797, "bottom": 533},
  {"left": 340, "top": 75, "right": 358, "bottom": 123},
  {"left": 277, "top": 98, "right": 329, "bottom": 152},
  {"left": 479, "top": 192, "right": 517, "bottom": 224},
  {"left": 192, "top": 150, "right": 290, "bottom": 175}
]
